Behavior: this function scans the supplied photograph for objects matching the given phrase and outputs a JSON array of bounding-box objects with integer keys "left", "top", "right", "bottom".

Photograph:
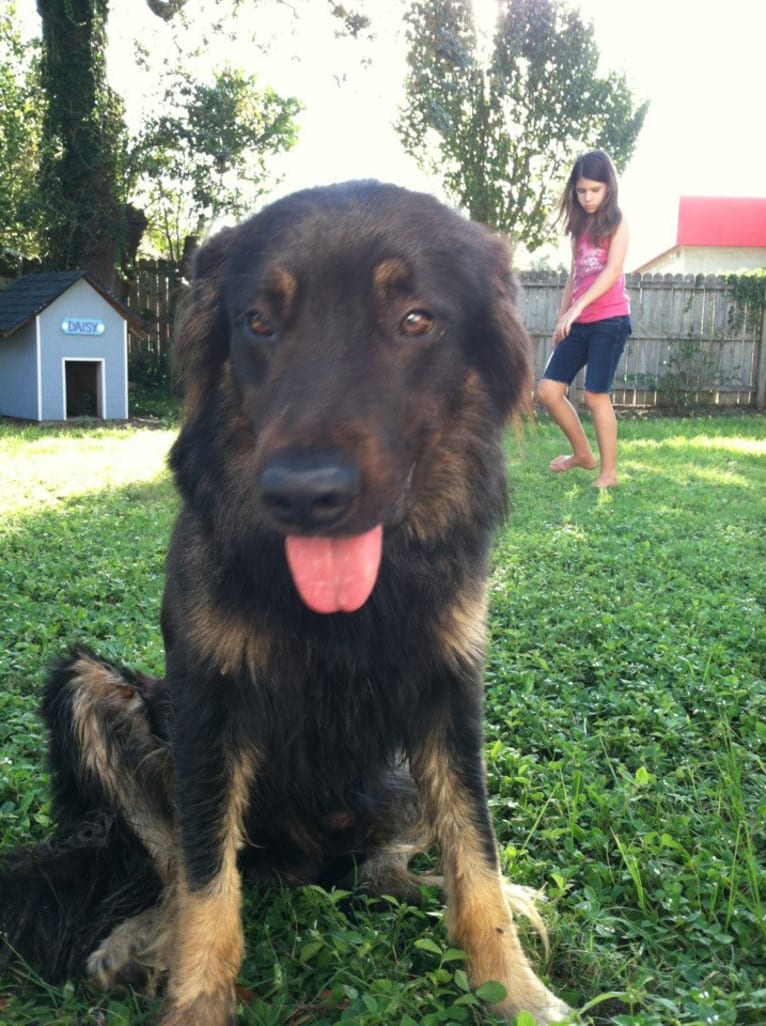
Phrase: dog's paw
[
  {"left": 87, "top": 946, "right": 152, "bottom": 993},
  {"left": 86, "top": 908, "right": 169, "bottom": 995}
]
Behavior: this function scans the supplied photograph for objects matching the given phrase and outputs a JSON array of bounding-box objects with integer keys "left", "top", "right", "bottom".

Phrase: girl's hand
[{"left": 552, "top": 302, "right": 583, "bottom": 344}]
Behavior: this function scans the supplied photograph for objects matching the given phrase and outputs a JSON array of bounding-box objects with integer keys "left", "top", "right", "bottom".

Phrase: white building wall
[{"left": 639, "top": 246, "right": 766, "bottom": 276}]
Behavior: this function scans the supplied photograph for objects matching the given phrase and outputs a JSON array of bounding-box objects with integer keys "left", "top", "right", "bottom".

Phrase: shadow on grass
[{"left": 514, "top": 412, "right": 766, "bottom": 502}]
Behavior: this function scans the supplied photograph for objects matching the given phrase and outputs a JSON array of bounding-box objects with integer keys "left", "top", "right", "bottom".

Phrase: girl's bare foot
[
  {"left": 593, "top": 474, "right": 618, "bottom": 488},
  {"left": 549, "top": 453, "right": 597, "bottom": 473}
]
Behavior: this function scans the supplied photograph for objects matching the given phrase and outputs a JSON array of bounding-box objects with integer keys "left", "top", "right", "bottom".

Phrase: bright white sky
[
  {"left": 18, "top": 0, "right": 766, "bottom": 268},
  {"left": 570, "top": 0, "right": 766, "bottom": 268}
]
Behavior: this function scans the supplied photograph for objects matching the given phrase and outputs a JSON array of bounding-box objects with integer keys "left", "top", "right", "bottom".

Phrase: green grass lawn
[{"left": 0, "top": 413, "right": 764, "bottom": 1026}]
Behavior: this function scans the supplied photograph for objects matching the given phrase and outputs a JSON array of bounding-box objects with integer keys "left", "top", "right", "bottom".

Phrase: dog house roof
[{"left": 0, "top": 270, "right": 148, "bottom": 339}]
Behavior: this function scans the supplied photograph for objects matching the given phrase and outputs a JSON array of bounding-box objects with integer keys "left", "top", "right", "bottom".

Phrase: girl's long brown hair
[{"left": 559, "top": 150, "right": 623, "bottom": 243}]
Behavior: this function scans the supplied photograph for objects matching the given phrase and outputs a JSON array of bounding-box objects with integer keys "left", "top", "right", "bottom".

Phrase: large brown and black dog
[{"left": 0, "top": 182, "right": 570, "bottom": 1024}]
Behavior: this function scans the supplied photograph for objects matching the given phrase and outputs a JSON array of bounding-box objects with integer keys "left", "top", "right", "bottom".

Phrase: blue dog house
[{"left": 0, "top": 271, "right": 147, "bottom": 421}]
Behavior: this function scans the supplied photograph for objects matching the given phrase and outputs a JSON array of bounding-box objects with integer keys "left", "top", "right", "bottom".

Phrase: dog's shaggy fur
[{"left": 0, "top": 182, "right": 569, "bottom": 1024}]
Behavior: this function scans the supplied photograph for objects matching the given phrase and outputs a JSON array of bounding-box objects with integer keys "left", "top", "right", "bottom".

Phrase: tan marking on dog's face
[
  {"left": 265, "top": 263, "right": 297, "bottom": 317},
  {"left": 373, "top": 257, "right": 412, "bottom": 302}
]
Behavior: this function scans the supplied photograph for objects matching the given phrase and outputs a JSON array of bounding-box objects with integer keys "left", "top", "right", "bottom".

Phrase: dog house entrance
[{"left": 64, "top": 360, "right": 104, "bottom": 419}]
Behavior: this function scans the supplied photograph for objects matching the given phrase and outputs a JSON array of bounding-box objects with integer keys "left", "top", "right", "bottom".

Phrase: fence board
[{"left": 126, "top": 260, "right": 187, "bottom": 383}]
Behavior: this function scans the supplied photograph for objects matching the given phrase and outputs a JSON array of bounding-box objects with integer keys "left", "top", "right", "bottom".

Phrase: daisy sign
[{"left": 61, "top": 318, "right": 106, "bottom": 336}]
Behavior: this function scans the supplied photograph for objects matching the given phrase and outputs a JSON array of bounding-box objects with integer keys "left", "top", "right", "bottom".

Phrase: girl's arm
[
  {"left": 553, "top": 218, "right": 629, "bottom": 342},
  {"left": 551, "top": 246, "right": 575, "bottom": 345}
]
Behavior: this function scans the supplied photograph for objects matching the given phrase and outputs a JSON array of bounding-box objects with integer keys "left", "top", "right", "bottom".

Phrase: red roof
[{"left": 677, "top": 197, "right": 766, "bottom": 248}]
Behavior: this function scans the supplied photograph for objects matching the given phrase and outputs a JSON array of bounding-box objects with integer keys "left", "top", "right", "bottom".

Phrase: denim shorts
[{"left": 543, "top": 315, "right": 631, "bottom": 394}]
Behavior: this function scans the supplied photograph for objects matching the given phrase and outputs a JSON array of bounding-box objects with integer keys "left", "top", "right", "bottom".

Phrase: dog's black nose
[{"left": 257, "top": 453, "right": 360, "bottom": 531}]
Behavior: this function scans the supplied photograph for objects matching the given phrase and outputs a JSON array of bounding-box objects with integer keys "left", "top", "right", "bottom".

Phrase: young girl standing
[{"left": 536, "top": 150, "right": 631, "bottom": 488}]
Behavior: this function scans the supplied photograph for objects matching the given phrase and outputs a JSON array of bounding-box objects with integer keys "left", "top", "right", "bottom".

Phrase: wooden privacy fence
[
  {"left": 125, "top": 263, "right": 766, "bottom": 409},
  {"left": 518, "top": 271, "right": 766, "bottom": 409},
  {"left": 125, "top": 260, "right": 187, "bottom": 384}
]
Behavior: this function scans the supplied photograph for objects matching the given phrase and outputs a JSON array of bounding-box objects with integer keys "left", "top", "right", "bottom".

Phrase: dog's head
[{"left": 173, "top": 181, "right": 531, "bottom": 613}]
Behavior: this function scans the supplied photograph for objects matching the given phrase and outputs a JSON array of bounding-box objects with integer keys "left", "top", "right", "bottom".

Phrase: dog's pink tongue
[{"left": 285, "top": 525, "right": 383, "bottom": 614}]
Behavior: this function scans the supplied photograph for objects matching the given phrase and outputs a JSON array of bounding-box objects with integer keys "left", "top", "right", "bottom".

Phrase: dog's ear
[
  {"left": 172, "top": 226, "right": 235, "bottom": 409},
  {"left": 483, "top": 233, "right": 533, "bottom": 424},
  {"left": 192, "top": 225, "right": 235, "bottom": 288}
]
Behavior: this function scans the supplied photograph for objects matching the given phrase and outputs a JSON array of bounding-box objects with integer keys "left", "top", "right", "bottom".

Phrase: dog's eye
[
  {"left": 245, "top": 309, "right": 276, "bottom": 340},
  {"left": 399, "top": 309, "right": 435, "bottom": 338}
]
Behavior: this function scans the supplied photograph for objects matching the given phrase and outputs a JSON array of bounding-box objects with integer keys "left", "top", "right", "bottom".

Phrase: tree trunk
[{"left": 37, "top": 0, "right": 126, "bottom": 289}]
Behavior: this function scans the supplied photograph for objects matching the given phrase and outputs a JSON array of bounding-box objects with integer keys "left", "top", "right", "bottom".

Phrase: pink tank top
[{"left": 572, "top": 232, "right": 629, "bottom": 323}]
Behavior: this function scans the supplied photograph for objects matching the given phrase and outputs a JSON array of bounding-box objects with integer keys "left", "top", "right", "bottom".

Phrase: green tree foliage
[
  {"left": 36, "top": 0, "right": 130, "bottom": 285},
  {"left": 0, "top": 4, "right": 43, "bottom": 264},
  {"left": 397, "top": 0, "right": 648, "bottom": 249},
  {"left": 135, "top": 68, "right": 300, "bottom": 262}
]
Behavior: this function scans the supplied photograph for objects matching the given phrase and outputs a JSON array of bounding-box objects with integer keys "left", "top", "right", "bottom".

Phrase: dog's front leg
[
  {"left": 159, "top": 684, "right": 257, "bottom": 1026},
  {"left": 412, "top": 713, "right": 571, "bottom": 1026}
]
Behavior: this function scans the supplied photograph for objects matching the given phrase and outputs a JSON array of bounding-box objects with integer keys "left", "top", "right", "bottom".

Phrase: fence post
[{"left": 757, "top": 295, "right": 766, "bottom": 410}]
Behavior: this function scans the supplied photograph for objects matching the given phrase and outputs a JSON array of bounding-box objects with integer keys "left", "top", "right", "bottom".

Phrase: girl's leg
[
  {"left": 581, "top": 317, "right": 630, "bottom": 487},
  {"left": 535, "top": 377, "right": 597, "bottom": 472},
  {"left": 584, "top": 390, "right": 618, "bottom": 487}
]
